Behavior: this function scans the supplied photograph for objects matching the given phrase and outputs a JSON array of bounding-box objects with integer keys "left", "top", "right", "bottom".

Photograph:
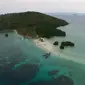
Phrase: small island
[
  {"left": 61, "top": 41, "right": 75, "bottom": 47},
  {"left": 0, "top": 11, "right": 68, "bottom": 38},
  {"left": 60, "top": 45, "right": 64, "bottom": 49}
]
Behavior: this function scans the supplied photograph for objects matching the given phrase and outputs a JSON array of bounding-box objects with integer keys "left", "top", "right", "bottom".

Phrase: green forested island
[{"left": 0, "top": 11, "right": 68, "bottom": 38}]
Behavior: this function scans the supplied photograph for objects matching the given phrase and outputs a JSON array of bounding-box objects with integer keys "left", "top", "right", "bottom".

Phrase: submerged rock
[
  {"left": 43, "top": 52, "right": 51, "bottom": 59},
  {"left": 53, "top": 41, "right": 59, "bottom": 46},
  {"left": 48, "top": 69, "right": 59, "bottom": 76},
  {"left": 29, "top": 75, "right": 74, "bottom": 85},
  {"left": 0, "top": 63, "right": 39, "bottom": 85}
]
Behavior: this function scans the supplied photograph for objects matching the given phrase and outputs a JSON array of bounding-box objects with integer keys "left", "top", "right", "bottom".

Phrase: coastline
[
  {"left": 33, "top": 38, "right": 85, "bottom": 65},
  {"left": 14, "top": 29, "right": 54, "bottom": 53},
  {"left": 33, "top": 38, "right": 53, "bottom": 52},
  {"left": 14, "top": 30, "right": 85, "bottom": 65}
]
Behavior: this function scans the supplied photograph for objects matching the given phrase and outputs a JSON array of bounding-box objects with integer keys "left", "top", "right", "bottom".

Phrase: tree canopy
[{"left": 0, "top": 11, "right": 68, "bottom": 38}]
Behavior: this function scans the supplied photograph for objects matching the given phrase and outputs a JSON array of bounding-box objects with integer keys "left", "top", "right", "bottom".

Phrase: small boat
[{"left": 42, "top": 52, "right": 51, "bottom": 59}]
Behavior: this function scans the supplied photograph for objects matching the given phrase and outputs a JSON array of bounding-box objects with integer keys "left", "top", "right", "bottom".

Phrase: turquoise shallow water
[
  {"left": 0, "top": 31, "right": 85, "bottom": 85},
  {"left": 0, "top": 14, "right": 85, "bottom": 85},
  {"left": 0, "top": 32, "right": 72, "bottom": 85}
]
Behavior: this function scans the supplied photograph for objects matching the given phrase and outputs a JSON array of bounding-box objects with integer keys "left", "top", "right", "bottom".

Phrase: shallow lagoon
[
  {"left": 0, "top": 14, "right": 85, "bottom": 85},
  {"left": 0, "top": 31, "right": 85, "bottom": 85}
]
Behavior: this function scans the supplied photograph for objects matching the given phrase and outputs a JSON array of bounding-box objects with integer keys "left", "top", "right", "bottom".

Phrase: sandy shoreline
[
  {"left": 34, "top": 38, "right": 85, "bottom": 64},
  {"left": 14, "top": 29, "right": 58, "bottom": 54},
  {"left": 33, "top": 38, "right": 54, "bottom": 52},
  {"left": 14, "top": 30, "right": 85, "bottom": 64},
  {"left": 14, "top": 30, "right": 52, "bottom": 51}
]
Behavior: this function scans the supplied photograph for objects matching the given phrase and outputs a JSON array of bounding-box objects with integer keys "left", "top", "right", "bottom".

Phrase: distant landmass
[{"left": 0, "top": 11, "right": 68, "bottom": 38}]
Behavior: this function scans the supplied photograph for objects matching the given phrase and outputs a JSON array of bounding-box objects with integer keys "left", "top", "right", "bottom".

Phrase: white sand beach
[
  {"left": 14, "top": 30, "right": 85, "bottom": 64},
  {"left": 34, "top": 38, "right": 54, "bottom": 52},
  {"left": 33, "top": 38, "right": 85, "bottom": 65}
]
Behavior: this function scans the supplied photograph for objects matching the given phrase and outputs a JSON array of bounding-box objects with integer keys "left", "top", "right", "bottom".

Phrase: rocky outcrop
[
  {"left": 61, "top": 41, "right": 75, "bottom": 47},
  {"left": 53, "top": 41, "right": 59, "bottom": 46},
  {"left": 60, "top": 45, "right": 64, "bottom": 49}
]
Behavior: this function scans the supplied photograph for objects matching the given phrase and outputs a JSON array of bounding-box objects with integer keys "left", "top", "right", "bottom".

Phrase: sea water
[
  {"left": 46, "top": 14, "right": 85, "bottom": 63},
  {"left": 0, "top": 14, "right": 85, "bottom": 85}
]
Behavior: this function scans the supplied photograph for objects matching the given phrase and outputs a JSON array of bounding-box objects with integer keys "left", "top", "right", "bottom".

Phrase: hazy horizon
[
  {"left": 1, "top": 11, "right": 85, "bottom": 15},
  {"left": 0, "top": 0, "right": 85, "bottom": 14}
]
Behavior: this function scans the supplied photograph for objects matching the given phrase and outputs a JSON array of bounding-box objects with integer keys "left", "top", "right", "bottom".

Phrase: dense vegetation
[{"left": 0, "top": 11, "right": 68, "bottom": 38}]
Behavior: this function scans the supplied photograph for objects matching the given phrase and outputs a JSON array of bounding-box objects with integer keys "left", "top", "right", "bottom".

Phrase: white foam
[{"left": 14, "top": 30, "right": 24, "bottom": 40}]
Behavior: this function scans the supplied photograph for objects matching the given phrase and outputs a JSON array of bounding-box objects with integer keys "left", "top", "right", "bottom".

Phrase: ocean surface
[
  {"left": 47, "top": 14, "right": 85, "bottom": 64},
  {"left": 0, "top": 14, "right": 85, "bottom": 85}
]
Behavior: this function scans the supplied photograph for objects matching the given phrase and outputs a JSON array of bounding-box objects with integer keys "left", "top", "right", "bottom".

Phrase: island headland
[{"left": 0, "top": 11, "right": 68, "bottom": 38}]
